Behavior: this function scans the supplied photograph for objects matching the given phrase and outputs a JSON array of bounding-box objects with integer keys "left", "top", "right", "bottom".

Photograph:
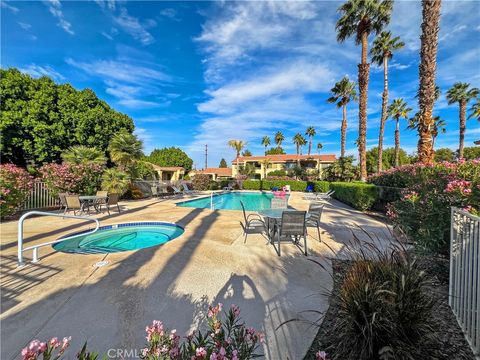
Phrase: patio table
[
  {"left": 258, "top": 208, "right": 285, "bottom": 243},
  {"left": 79, "top": 195, "right": 107, "bottom": 214}
]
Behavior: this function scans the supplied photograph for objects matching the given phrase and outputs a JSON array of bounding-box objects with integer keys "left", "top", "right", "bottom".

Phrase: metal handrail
[{"left": 17, "top": 211, "right": 100, "bottom": 267}]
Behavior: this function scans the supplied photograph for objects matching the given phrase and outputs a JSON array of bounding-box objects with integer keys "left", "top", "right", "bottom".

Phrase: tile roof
[
  {"left": 231, "top": 154, "right": 336, "bottom": 163},
  {"left": 196, "top": 167, "right": 232, "bottom": 176}
]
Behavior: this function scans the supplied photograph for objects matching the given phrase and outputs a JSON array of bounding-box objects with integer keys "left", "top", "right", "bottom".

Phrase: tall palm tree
[
  {"left": 387, "top": 98, "right": 412, "bottom": 167},
  {"left": 327, "top": 76, "right": 357, "bottom": 158},
  {"left": 292, "top": 133, "right": 307, "bottom": 155},
  {"left": 336, "top": 0, "right": 393, "bottom": 180},
  {"left": 446, "top": 82, "right": 479, "bottom": 158},
  {"left": 417, "top": 0, "right": 442, "bottom": 164},
  {"left": 261, "top": 136, "right": 271, "bottom": 155},
  {"left": 370, "top": 31, "right": 405, "bottom": 172},
  {"left": 260, "top": 158, "right": 271, "bottom": 179},
  {"left": 108, "top": 131, "right": 143, "bottom": 171},
  {"left": 62, "top": 145, "right": 107, "bottom": 165},
  {"left": 274, "top": 131, "right": 285, "bottom": 149},
  {"left": 305, "top": 127, "right": 316, "bottom": 156},
  {"left": 409, "top": 113, "right": 446, "bottom": 149},
  {"left": 228, "top": 139, "right": 246, "bottom": 170},
  {"left": 469, "top": 98, "right": 480, "bottom": 121},
  {"left": 317, "top": 142, "right": 323, "bottom": 154}
]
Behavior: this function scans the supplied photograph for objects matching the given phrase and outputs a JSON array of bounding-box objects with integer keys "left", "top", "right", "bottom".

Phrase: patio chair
[
  {"left": 182, "top": 183, "right": 195, "bottom": 195},
  {"left": 223, "top": 182, "right": 234, "bottom": 191},
  {"left": 170, "top": 185, "right": 183, "bottom": 195},
  {"left": 306, "top": 203, "right": 325, "bottom": 242},
  {"left": 105, "top": 193, "right": 121, "bottom": 215},
  {"left": 96, "top": 190, "right": 108, "bottom": 207},
  {"left": 271, "top": 197, "right": 288, "bottom": 209},
  {"left": 64, "top": 195, "right": 84, "bottom": 215},
  {"left": 58, "top": 192, "right": 68, "bottom": 212},
  {"left": 151, "top": 186, "right": 159, "bottom": 197},
  {"left": 240, "top": 201, "right": 265, "bottom": 241},
  {"left": 273, "top": 211, "right": 308, "bottom": 256}
]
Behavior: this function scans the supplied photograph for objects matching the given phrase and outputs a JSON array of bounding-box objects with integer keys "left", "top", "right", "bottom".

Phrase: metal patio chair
[
  {"left": 273, "top": 211, "right": 308, "bottom": 256},
  {"left": 306, "top": 203, "right": 325, "bottom": 242}
]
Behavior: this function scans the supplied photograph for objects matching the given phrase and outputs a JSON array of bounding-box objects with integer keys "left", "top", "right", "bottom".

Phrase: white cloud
[
  {"left": 101, "top": 31, "right": 113, "bottom": 40},
  {"left": 159, "top": 8, "right": 180, "bottom": 21},
  {"left": 18, "top": 22, "right": 31, "bottom": 30},
  {"left": 112, "top": 7, "right": 155, "bottom": 45},
  {"left": 439, "top": 24, "right": 467, "bottom": 42},
  {"left": 1, "top": 1, "right": 19, "bottom": 14},
  {"left": 19, "top": 64, "right": 65, "bottom": 81},
  {"left": 44, "top": 0, "right": 75, "bottom": 35}
]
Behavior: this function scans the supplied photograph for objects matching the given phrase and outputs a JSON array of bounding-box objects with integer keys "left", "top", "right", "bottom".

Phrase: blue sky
[{"left": 2, "top": 0, "right": 479, "bottom": 168}]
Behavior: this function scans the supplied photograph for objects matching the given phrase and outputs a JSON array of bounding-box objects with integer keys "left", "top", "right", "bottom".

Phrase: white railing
[
  {"left": 449, "top": 207, "right": 480, "bottom": 356},
  {"left": 23, "top": 181, "right": 59, "bottom": 210},
  {"left": 18, "top": 211, "right": 100, "bottom": 267}
]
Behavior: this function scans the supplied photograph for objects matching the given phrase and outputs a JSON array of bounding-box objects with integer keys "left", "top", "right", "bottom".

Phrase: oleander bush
[
  {"left": 0, "top": 164, "right": 34, "bottom": 217},
  {"left": 242, "top": 180, "right": 329, "bottom": 193},
  {"left": 191, "top": 174, "right": 212, "bottom": 191},
  {"left": 266, "top": 169, "right": 288, "bottom": 177},
  {"left": 329, "top": 182, "right": 378, "bottom": 211},
  {"left": 370, "top": 160, "right": 480, "bottom": 254}
]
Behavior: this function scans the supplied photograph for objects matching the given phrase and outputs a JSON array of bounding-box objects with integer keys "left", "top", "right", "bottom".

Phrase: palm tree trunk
[
  {"left": 358, "top": 31, "right": 370, "bottom": 180},
  {"left": 308, "top": 137, "right": 312, "bottom": 156},
  {"left": 417, "top": 0, "right": 441, "bottom": 164},
  {"left": 459, "top": 100, "right": 466, "bottom": 158},
  {"left": 395, "top": 118, "right": 400, "bottom": 167},
  {"left": 341, "top": 105, "right": 347, "bottom": 158},
  {"left": 377, "top": 56, "right": 389, "bottom": 173}
]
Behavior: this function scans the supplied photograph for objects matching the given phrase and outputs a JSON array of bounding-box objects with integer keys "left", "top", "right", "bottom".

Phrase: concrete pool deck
[{"left": 0, "top": 192, "right": 392, "bottom": 359}]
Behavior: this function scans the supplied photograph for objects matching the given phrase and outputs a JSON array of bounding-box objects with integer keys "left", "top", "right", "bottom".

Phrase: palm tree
[
  {"left": 317, "top": 142, "right": 323, "bottom": 154},
  {"left": 228, "top": 139, "right": 246, "bottom": 170},
  {"left": 293, "top": 133, "right": 307, "bottom": 156},
  {"left": 417, "top": 0, "right": 442, "bottom": 164},
  {"left": 327, "top": 76, "right": 357, "bottom": 158},
  {"left": 260, "top": 158, "right": 271, "bottom": 179},
  {"left": 261, "top": 136, "right": 271, "bottom": 155},
  {"left": 274, "top": 131, "right": 285, "bottom": 149},
  {"left": 62, "top": 145, "right": 106, "bottom": 165},
  {"left": 409, "top": 113, "right": 446, "bottom": 149},
  {"left": 101, "top": 168, "right": 130, "bottom": 195},
  {"left": 305, "top": 127, "right": 316, "bottom": 156},
  {"left": 336, "top": 0, "right": 393, "bottom": 180},
  {"left": 108, "top": 131, "right": 143, "bottom": 171},
  {"left": 370, "top": 31, "right": 405, "bottom": 172},
  {"left": 469, "top": 98, "right": 480, "bottom": 121},
  {"left": 387, "top": 98, "right": 412, "bottom": 167},
  {"left": 446, "top": 82, "right": 479, "bottom": 158}
]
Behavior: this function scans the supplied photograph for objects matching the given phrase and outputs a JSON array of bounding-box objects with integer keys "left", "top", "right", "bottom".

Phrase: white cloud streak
[{"left": 44, "top": 0, "right": 74, "bottom": 35}]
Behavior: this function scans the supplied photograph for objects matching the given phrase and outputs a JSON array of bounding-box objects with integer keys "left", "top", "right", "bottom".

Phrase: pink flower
[
  {"left": 316, "top": 350, "right": 327, "bottom": 360},
  {"left": 207, "top": 303, "right": 223, "bottom": 318},
  {"left": 196, "top": 347, "right": 207, "bottom": 357}
]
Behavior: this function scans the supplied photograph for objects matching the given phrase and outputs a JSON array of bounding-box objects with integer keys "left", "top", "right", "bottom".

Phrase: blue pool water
[
  {"left": 176, "top": 191, "right": 280, "bottom": 211},
  {"left": 53, "top": 222, "right": 184, "bottom": 254}
]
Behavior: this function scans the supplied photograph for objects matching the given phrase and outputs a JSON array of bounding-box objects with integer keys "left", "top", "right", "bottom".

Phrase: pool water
[
  {"left": 176, "top": 191, "right": 282, "bottom": 211},
  {"left": 53, "top": 222, "right": 184, "bottom": 254}
]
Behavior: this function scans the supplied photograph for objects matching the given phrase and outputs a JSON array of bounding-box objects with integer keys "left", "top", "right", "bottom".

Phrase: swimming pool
[
  {"left": 53, "top": 222, "right": 184, "bottom": 254},
  {"left": 176, "top": 191, "right": 283, "bottom": 211}
]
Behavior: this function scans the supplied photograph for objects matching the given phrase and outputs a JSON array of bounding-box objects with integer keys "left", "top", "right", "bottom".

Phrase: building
[
  {"left": 231, "top": 154, "right": 336, "bottom": 179},
  {"left": 190, "top": 167, "right": 232, "bottom": 181},
  {"left": 150, "top": 165, "right": 185, "bottom": 181}
]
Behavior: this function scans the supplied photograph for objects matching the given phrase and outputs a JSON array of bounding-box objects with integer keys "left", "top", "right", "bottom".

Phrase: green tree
[
  {"left": 242, "top": 149, "right": 252, "bottom": 156},
  {"left": 148, "top": 147, "right": 193, "bottom": 172},
  {"left": 261, "top": 136, "right": 271, "bottom": 155},
  {"left": 317, "top": 142, "right": 323, "bottom": 154},
  {"left": 462, "top": 146, "right": 480, "bottom": 160},
  {"left": 265, "top": 147, "right": 286, "bottom": 155},
  {"left": 101, "top": 168, "right": 130, "bottom": 195},
  {"left": 323, "top": 156, "right": 359, "bottom": 182},
  {"left": 446, "top": 82, "right": 479, "bottom": 158},
  {"left": 292, "top": 133, "right": 307, "bottom": 155},
  {"left": 336, "top": 0, "right": 393, "bottom": 180},
  {"left": 469, "top": 98, "right": 480, "bottom": 121},
  {"left": 366, "top": 147, "right": 410, "bottom": 173},
  {"left": 108, "top": 131, "right": 143, "bottom": 172},
  {"left": 327, "top": 76, "right": 357, "bottom": 158},
  {"left": 387, "top": 98, "right": 412, "bottom": 167},
  {"left": 0, "top": 68, "right": 134, "bottom": 166},
  {"left": 370, "top": 31, "right": 404, "bottom": 172},
  {"left": 434, "top": 148, "right": 455, "bottom": 162},
  {"left": 219, "top": 158, "right": 228, "bottom": 168},
  {"left": 305, "top": 127, "right": 316, "bottom": 156},
  {"left": 408, "top": 113, "right": 446, "bottom": 149},
  {"left": 61, "top": 145, "right": 106, "bottom": 165},
  {"left": 274, "top": 131, "right": 285, "bottom": 149},
  {"left": 228, "top": 140, "right": 246, "bottom": 169}
]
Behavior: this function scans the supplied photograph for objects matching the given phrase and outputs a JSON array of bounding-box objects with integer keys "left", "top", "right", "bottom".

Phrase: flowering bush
[
  {"left": 371, "top": 160, "right": 480, "bottom": 254},
  {"left": 191, "top": 174, "right": 212, "bottom": 191},
  {"left": 0, "top": 164, "right": 33, "bottom": 217},
  {"left": 39, "top": 163, "right": 104, "bottom": 196},
  {"left": 22, "top": 336, "right": 71, "bottom": 360}
]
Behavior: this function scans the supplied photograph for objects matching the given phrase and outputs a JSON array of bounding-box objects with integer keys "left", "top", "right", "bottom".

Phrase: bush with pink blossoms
[
  {"left": 370, "top": 160, "right": 479, "bottom": 254},
  {"left": 21, "top": 336, "right": 71, "bottom": 360},
  {"left": 39, "top": 163, "right": 104, "bottom": 196},
  {"left": 0, "top": 164, "right": 33, "bottom": 217}
]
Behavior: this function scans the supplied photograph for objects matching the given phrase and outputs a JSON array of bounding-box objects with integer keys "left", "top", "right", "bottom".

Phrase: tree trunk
[
  {"left": 394, "top": 118, "right": 400, "bottom": 167},
  {"left": 358, "top": 31, "right": 370, "bottom": 181},
  {"left": 377, "top": 56, "right": 389, "bottom": 173},
  {"left": 341, "top": 105, "right": 347, "bottom": 158},
  {"left": 459, "top": 100, "right": 466, "bottom": 159},
  {"left": 308, "top": 137, "right": 312, "bottom": 156},
  {"left": 417, "top": 0, "right": 441, "bottom": 164}
]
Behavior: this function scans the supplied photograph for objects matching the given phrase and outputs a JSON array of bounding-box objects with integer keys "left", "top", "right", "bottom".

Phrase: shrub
[
  {"left": 329, "top": 182, "right": 378, "bottom": 211},
  {"left": 191, "top": 174, "right": 212, "bottom": 191},
  {"left": 101, "top": 168, "right": 130, "bottom": 195},
  {"left": 372, "top": 160, "right": 480, "bottom": 254},
  {"left": 123, "top": 184, "right": 144, "bottom": 200},
  {"left": 39, "top": 163, "right": 104, "bottom": 196},
  {"left": 267, "top": 169, "right": 288, "bottom": 177},
  {"left": 0, "top": 164, "right": 34, "bottom": 217},
  {"left": 242, "top": 179, "right": 330, "bottom": 193},
  {"left": 323, "top": 156, "right": 359, "bottom": 182}
]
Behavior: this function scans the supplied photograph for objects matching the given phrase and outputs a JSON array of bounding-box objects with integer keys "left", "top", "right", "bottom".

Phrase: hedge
[
  {"left": 329, "top": 182, "right": 378, "bottom": 211},
  {"left": 242, "top": 180, "right": 329, "bottom": 192}
]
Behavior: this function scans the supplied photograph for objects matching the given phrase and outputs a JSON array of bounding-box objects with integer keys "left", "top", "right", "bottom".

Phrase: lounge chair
[
  {"left": 170, "top": 185, "right": 183, "bottom": 196},
  {"left": 182, "top": 183, "right": 195, "bottom": 195},
  {"left": 58, "top": 192, "right": 68, "bottom": 212},
  {"left": 64, "top": 195, "right": 84, "bottom": 215},
  {"left": 151, "top": 186, "right": 159, "bottom": 197},
  {"left": 104, "top": 194, "right": 121, "bottom": 215},
  {"left": 273, "top": 211, "right": 308, "bottom": 256},
  {"left": 306, "top": 203, "right": 325, "bottom": 241},
  {"left": 303, "top": 190, "right": 335, "bottom": 201},
  {"left": 240, "top": 201, "right": 265, "bottom": 241},
  {"left": 223, "top": 182, "right": 234, "bottom": 191}
]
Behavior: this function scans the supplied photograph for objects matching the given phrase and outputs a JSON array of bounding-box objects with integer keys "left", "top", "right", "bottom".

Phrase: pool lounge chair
[
  {"left": 170, "top": 185, "right": 183, "bottom": 196},
  {"left": 182, "top": 183, "right": 195, "bottom": 195},
  {"left": 303, "top": 190, "right": 335, "bottom": 201}
]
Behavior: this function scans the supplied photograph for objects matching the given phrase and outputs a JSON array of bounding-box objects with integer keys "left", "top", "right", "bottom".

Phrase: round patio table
[
  {"left": 79, "top": 195, "right": 107, "bottom": 213},
  {"left": 258, "top": 208, "right": 285, "bottom": 243}
]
